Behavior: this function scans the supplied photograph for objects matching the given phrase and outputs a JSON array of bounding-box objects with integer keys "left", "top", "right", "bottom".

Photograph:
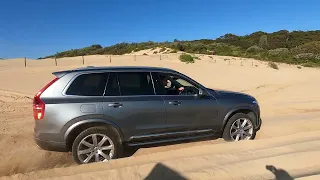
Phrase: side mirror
[
  {"left": 198, "top": 88, "right": 204, "bottom": 96},
  {"left": 196, "top": 88, "right": 206, "bottom": 98}
]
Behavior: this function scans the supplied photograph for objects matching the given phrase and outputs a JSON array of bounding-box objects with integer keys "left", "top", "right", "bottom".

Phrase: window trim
[{"left": 61, "top": 70, "right": 212, "bottom": 98}]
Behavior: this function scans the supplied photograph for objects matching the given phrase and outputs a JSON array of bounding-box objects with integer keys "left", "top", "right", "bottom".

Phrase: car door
[
  {"left": 102, "top": 72, "right": 167, "bottom": 142},
  {"left": 152, "top": 72, "right": 219, "bottom": 133}
]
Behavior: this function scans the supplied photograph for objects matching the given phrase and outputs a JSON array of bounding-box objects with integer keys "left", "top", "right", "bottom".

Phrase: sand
[{"left": 0, "top": 52, "right": 319, "bottom": 179}]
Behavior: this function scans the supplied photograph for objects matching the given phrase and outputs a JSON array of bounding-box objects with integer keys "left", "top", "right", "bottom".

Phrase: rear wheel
[
  {"left": 223, "top": 113, "right": 256, "bottom": 142},
  {"left": 72, "top": 126, "right": 122, "bottom": 164}
]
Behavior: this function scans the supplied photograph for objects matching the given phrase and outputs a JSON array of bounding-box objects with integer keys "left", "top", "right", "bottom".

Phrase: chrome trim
[
  {"left": 149, "top": 72, "right": 157, "bottom": 95},
  {"left": 60, "top": 70, "right": 215, "bottom": 99},
  {"left": 128, "top": 129, "right": 213, "bottom": 141},
  {"left": 127, "top": 133, "right": 215, "bottom": 146}
]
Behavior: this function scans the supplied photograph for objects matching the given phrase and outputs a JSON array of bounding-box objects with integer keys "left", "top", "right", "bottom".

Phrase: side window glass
[
  {"left": 104, "top": 72, "right": 120, "bottom": 96},
  {"left": 157, "top": 73, "right": 199, "bottom": 96},
  {"left": 66, "top": 73, "right": 108, "bottom": 96},
  {"left": 118, "top": 72, "right": 154, "bottom": 96}
]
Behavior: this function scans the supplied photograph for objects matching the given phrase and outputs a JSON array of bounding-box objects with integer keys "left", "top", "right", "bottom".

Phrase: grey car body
[{"left": 34, "top": 66, "right": 261, "bottom": 162}]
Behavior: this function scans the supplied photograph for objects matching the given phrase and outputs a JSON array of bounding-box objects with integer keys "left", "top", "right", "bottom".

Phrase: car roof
[{"left": 52, "top": 66, "right": 177, "bottom": 78}]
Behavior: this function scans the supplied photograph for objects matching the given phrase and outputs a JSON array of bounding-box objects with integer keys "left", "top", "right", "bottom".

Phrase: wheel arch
[
  {"left": 222, "top": 107, "right": 258, "bottom": 131},
  {"left": 63, "top": 118, "right": 124, "bottom": 151}
]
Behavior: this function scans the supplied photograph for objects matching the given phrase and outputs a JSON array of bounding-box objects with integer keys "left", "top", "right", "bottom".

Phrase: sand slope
[{"left": 0, "top": 54, "right": 319, "bottom": 179}]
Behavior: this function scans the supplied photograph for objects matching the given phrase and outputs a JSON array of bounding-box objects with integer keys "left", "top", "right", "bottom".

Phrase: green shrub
[
  {"left": 179, "top": 54, "right": 195, "bottom": 63},
  {"left": 246, "top": 45, "right": 265, "bottom": 54},
  {"left": 291, "top": 41, "right": 320, "bottom": 55},
  {"left": 268, "top": 48, "right": 290, "bottom": 57},
  {"left": 133, "top": 48, "right": 140, "bottom": 52},
  {"left": 259, "top": 35, "right": 269, "bottom": 49},
  {"left": 302, "top": 62, "right": 320, "bottom": 67},
  {"left": 268, "top": 62, "right": 279, "bottom": 70}
]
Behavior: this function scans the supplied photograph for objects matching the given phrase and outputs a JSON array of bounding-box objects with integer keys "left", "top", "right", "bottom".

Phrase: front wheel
[
  {"left": 72, "top": 126, "right": 122, "bottom": 164},
  {"left": 222, "top": 113, "right": 256, "bottom": 142}
]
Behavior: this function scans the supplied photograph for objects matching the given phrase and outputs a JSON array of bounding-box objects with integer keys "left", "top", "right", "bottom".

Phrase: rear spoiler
[
  {"left": 52, "top": 70, "right": 71, "bottom": 78},
  {"left": 52, "top": 66, "right": 96, "bottom": 78}
]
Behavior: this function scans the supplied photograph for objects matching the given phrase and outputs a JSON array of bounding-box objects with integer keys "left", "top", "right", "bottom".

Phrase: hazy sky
[{"left": 1, "top": 0, "right": 319, "bottom": 59}]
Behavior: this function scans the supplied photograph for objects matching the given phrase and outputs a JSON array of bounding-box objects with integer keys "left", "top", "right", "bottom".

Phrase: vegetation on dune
[
  {"left": 40, "top": 30, "right": 320, "bottom": 67},
  {"left": 268, "top": 62, "right": 279, "bottom": 70},
  {"left": 179, "top": 54, "right": 195, "bottom": 64}
]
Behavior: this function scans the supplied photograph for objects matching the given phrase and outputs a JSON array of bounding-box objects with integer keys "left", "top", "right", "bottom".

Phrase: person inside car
[{"left": 160, "top": 75, "right": 184, "bottom": 95}]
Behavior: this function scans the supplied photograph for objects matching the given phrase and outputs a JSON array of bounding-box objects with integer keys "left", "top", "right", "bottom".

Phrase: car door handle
[
  {"left": 168, "top": 101, "right": 181, "bottom": 105},
  {"left": 108, "top": 102, "right": 123, "bottom": 107}
]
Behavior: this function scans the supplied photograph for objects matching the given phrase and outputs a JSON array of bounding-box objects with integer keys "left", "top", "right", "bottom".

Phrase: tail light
[{"left": 33, "top": 77, "right": 59, "bottom": 120}]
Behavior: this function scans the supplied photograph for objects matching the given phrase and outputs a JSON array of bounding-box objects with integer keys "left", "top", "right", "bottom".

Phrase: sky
[{"left": 0, "top": 0, "right": 319, "bottom": 59}]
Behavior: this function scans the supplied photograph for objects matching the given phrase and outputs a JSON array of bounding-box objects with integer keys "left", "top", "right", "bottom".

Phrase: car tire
[
  {"left": 72, "top": 126, "right": 122, "bottom": 164},
  {"left": 222, "top": 113, "right": 256, "bottom": 142}
]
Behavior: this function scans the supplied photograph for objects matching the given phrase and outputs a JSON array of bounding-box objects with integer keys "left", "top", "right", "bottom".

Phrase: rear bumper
[{"left": 34, "top": 137, "right": 68, "bottom": 152}]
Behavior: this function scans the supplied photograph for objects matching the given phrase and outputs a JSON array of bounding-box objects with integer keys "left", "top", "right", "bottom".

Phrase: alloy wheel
[
  {"left": 229, "top": 118, "right": 254, "bottom": 141},
  {"left": 77, "top": 133, "right": 114, "bottom": 163}
]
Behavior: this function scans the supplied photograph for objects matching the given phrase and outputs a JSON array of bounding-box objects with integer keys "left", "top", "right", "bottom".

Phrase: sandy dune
[{"left": 0, "top": 54, "right": 320, "bottom": 179}]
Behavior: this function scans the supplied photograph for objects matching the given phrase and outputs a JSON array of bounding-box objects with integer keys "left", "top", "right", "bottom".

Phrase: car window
[
  {"left": 153, "top": 72, "right": 199, "bottom": 95},
  {"left": 117, "top": 72, "right": 155, "bottom": 96},
  {"left": 66, "top": 73, "right": 108, "bottom": 96},
  {"left": 104, "top": 72, "right": 120, "bottom": 96}
]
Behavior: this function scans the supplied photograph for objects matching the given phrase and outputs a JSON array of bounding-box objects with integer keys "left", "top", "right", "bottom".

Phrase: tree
[{"left": 259, "top": 35, "right": 269, "bottom": 49}]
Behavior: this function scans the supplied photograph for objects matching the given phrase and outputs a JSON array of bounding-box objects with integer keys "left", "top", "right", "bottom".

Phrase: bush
[
  {"left": 143, "top": 53, "right": 148, "bottom": 55},
  {"left": 268, "top": 62, "right": 279, "bottom": 70},
  {"left": 179, "top": 54, "right": 195, "bottom": 63},
  {"left": 302, "top": 62, "right": 320, "bottom": 67},
  {"left": 294, "top": 53, "right": 314, "bottom": 59},
  {"left": 268, "top": 48, "right": 290, "bottom": 57},
  {"left": 170, "top": 50, "right": 177, "bottom": 53},
  {"left": 291, "top": 41, "right": 320, "bottom": 55},
  {"left": 159, "top": 47, "right": 166, "bottom": 53},
  {"left": 153, "top": 51, "right": 158, "bottom": 54},
  {"left": 246, "top": 45, "right": 265, "bottom": 54}
]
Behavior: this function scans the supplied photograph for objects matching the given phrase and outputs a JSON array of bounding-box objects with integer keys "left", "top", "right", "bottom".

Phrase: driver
[{"left": 161, "top": 75, "right": 184, "bottom": 94}]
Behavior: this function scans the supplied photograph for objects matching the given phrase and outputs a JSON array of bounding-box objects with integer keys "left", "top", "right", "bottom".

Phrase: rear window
[
  {"left": 117, "top": 72, "right": 154, "bottom": 96},
  {"left": 66, "top": 73, "right": 108, "bottom": 96}
]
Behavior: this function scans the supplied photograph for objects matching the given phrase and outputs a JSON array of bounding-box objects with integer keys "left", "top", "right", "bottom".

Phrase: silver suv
[{"left": 33, "top": 66, "right": 261, "bottom": 164}]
